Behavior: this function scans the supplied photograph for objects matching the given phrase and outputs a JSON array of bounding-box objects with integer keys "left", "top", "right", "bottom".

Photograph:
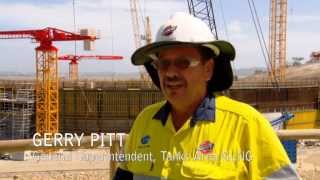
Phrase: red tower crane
[
  {"left": 0, "top": 27, "right": 98, "bottom": 135},
  {"left": 58, "top": 54, "right": 123, "bottom": 81}
]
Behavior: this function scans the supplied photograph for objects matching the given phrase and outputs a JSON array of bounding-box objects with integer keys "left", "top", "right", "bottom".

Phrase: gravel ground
[
  {"left": 0, "top": 148, "right": 111, "bottom": 180},
  {"left": 297, "top": 145, "right": 320, "bottom": 179},
  {"left": 0, "top": 145, "right": 319, "bottom": 180},
  {"left": 0, "top": 170, "right": 109, "bottom": 180}
]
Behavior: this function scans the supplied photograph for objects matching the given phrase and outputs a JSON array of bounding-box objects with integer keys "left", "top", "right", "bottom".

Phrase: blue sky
[{"left": 0, "top": 0, "right": 319, "bottom": 76}]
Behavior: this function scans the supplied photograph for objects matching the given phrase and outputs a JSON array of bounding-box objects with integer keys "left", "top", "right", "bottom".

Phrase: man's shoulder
[
  {"left": 130, "top": 101, "right": 166, "bottom": 131},
  {"left": 215, "top": 95, "right": 261, "bottom": 120},
  {"left": 141, "top": 100, "right": 166, "bottom": 114},
  {"left": 135, "top": 100, "right": 166, "bottom": 120}
]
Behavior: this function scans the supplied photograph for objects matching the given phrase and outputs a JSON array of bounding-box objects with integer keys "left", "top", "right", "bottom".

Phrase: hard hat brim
[
  {"left": 132, "top": 40, "right": 235, "bottom": 65},
  {"left": 131, "top": 40, "right": 236, "bottom": 92}
]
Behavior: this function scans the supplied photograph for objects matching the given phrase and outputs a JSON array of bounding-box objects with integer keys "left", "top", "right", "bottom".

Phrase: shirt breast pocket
[{"left": 180, "top": 160, "right": 246, "bottom": 179}]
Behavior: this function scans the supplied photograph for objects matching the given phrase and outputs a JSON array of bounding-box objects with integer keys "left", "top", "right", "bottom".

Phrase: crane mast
[
  {"left": 129, "top": 0, "right": 151, "bottom": 81},
  {"left": 145, "top": 16, "right": 152, "bottom": 45},
  {"left": 36, "top": 43, "right": 59, "bottom": 135},
  {"left": 269, "top": 0, "right": 288, "bottom": 81},
  {"left": 130, "top": 0, "right": 142, "bottom": 49}
]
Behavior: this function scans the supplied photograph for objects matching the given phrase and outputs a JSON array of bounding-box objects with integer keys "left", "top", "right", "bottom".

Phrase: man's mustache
[{"left": 164, "top": 76, "right": 184, "bottom": 83}]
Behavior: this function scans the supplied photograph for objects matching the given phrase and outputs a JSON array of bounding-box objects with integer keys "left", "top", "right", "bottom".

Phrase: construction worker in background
[{"left": 114, "top": 12, "right": 299, "bottom": 179}]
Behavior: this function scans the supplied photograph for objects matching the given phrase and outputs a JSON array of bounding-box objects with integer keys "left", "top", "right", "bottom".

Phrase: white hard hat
[{"left": 131, "top": 12, "right": 236, "bottom": 92}]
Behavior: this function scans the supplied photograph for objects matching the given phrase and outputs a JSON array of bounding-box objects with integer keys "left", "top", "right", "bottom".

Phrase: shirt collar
[{"left": 153, "top": 94, "right": 215, "bottom": 127}]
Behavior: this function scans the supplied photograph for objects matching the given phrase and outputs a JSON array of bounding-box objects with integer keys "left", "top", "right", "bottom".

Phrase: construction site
[{"left": 0, "top": 0, "right": 320, "bottom": 179}]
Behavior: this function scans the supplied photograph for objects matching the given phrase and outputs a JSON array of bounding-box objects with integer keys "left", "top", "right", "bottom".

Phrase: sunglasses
[{"left": 151, "top": 57, "right": 201, "bottom": 71}]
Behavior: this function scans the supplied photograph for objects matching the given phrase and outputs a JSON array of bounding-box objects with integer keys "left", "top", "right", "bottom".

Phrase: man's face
[{"left": 156, "top": 46, "right": 214, "bottom": 106}]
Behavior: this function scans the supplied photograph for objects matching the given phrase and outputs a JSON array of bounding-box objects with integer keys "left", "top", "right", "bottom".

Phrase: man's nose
[{"left": 164, "top": 63, "right": 180, "bottom": 78}]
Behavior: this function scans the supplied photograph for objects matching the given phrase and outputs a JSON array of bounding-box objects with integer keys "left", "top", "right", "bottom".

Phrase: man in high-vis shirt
[{"left": 114, "top": 12, "right": 299, "bottom": 179}]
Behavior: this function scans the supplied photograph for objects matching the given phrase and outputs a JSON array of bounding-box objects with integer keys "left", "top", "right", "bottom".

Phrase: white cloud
[
  {"left": 0, "top": 0, "right": 318, "bottom": 74},
  {"left": 0, "top": 1, "right": 133, "bottom": 74},
  {"left": 232, "top": 38, "right": 267, "bottom": 69},
  {"left": 0, "top": 0, "right": 188, "bottom": 74},
  {"left": 288, "top": 15, "right": 320, "bottom": 23},
  {"left": 0, "top": 3, "right": 77, "bottom": 30},
  {"left": 228, "top": 21, "right": 242, "bottom": 33},
  {"left": 287, "top": 31, "right": 320, "bottom": 60},
  {"left": 231, "top": 29, "right": 320, "bottom": 70},
  {"left": 226, "top": 20, "right": 252, "bottom": 40}
]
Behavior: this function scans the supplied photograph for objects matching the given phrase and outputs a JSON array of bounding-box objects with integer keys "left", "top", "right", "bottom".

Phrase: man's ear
[{"left": 204, "top": 59, "right": 214, "bottom": 81}]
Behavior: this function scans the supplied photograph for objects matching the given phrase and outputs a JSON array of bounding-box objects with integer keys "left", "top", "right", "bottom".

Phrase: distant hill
[
  {"left": 242, "top": 62, "right": 320, "bottom": 81},
  {"left": 1, "top": 62, "right": 318, "bottom": 81},
  {"left": 0, "top": 72, "right": 141, "bottom": 81},
  {"left": 234, "top": 67, "right": 266, "bottom": 78}
]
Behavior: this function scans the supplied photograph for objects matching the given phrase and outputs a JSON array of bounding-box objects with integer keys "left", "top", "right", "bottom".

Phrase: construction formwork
[
  {"left": 59, "top": 80, "right": 320, "bottom": 134},
  {"left": 228, "top": 86, "right": 319, "bottom": 112},
  {"left": 60, "top": 89, "right": 163, "bottom": 134},
  {"left": 0, "top": 84, "right": 35, "bottom": 140},
  {"left": 0, "top": 79, "right": 319, "bottom": 136}
]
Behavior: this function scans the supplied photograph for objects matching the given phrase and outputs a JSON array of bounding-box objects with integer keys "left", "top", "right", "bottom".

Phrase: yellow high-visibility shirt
[{"left": 119, "top": 94, "right": 293, "bottom": 179}]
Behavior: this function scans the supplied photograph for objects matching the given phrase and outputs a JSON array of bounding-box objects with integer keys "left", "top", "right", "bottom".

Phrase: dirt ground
[
  {"left": 297, "top": 145, "right": 320, "bottom": 179},
  {"left": 0, "top": 148, "right": 110, "bottom": 180},
  {"left": 0, "top": 145, "right": 319, "bottom": 180}
]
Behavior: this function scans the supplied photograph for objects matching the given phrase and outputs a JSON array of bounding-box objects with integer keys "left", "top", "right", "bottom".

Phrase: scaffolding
[{"left": 0, "top": 84, "right": 35, "bottom": 140}]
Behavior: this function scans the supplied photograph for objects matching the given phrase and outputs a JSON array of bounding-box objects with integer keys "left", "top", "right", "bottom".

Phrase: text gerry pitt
[{"left": 32, "top": 133, "right": 126, "bottom": 147}]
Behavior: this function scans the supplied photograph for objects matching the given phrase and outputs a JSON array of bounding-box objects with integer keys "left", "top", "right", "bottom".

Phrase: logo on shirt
[
  {"left": 198, "top": 140, "right": 214, "bottom": 154},
  {"left": 162, "top": 25, "right": 177, "bottom": 36},
  {"left": 141, "top": 135, "right": 151, "bottom": 145}
]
